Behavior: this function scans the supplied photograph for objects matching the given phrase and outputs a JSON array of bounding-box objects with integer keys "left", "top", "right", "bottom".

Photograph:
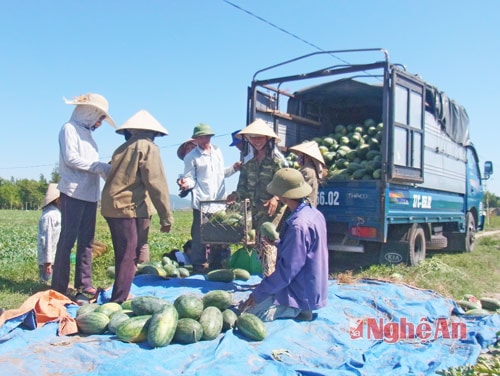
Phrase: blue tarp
[{"left": 0, "top": 275, "right": 498, "bottom": 375}]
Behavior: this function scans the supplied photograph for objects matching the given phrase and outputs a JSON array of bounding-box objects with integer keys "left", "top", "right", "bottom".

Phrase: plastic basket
[{"left": 200, "top": 199, "right": 254, "bottom": 244}]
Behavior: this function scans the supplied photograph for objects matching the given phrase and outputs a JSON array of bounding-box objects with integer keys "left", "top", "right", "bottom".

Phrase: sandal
[{"left": 82, "top": 287, "right": 97, "bottom": 295}]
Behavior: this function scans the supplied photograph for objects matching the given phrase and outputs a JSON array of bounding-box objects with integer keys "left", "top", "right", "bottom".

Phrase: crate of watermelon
[{"left": 200, "top": 199, "right": 255, "bottom": 245}]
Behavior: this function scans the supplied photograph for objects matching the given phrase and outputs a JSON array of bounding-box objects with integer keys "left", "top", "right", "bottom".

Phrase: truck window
[
  {"left": 391, "top": 72, "right": 425, "bottom": 181},
  {"left": 467, "top": 147, "right": 482, "bottom": 193}
]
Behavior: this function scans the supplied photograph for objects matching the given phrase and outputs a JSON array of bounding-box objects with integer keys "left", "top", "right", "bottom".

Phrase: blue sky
[{"left": 1, "top": 0, "right": 499, "bottom": 198}]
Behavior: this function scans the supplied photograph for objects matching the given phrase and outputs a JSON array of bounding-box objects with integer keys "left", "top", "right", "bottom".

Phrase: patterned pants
[{"left": 256, "top": 235, "right": 277, "bottom": 277}]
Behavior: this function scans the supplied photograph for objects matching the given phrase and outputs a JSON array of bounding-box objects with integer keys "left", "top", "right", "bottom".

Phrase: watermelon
[
  {"left": 140, "top": 265, "right": 167, "bottom": 278},
  {"left": 131, "top": 296, "right": 170, "bottom": 316},
  {"left": 233, "top": 268, "right": 250, "bottom": 281},
  {"left": 202, "top": 290, "right": 233, "bottom": 310},
  {"left": 173, "top": 318, "right": 203, "bottom": 344},
  {"left": 236, "top": 313, "right": 267, "bottom": 341},
  {"left": 76, "top": 312, "right": 110, "bottom": 335},
  {"left": 108, "top": 311, "right": 134, "bottom": 334},
  {"left": 163, "top": 264, "right": 180, "bottom": 278},
  {"left": 479, "top": 297, "right": 500, "bottom": 311},
  {"left": 260, "top": 222, "right": 279, "bottom": 242},
  {"left": 222, "top": 309, "right": 239, "bottom": 332},
  {"left": 364, "top": 118, "right": 376, "bottom": 128},
  {"left": 121, "top": 300, "right": 133, "bottom": 311},
  {"left": 147, "top": 304, "right": 178, "bottom": 348},
  {"left": 161, "top": 256, "right": 173, "bottom": 266},
  {"left": 174, "top": 294, "right": 204, "bottom": 319},
  {"left": 321, "top": 137, "right": 335, "bottom": 147},
  {"left": 206, "top": 269, "right": 235, "bottom": 283},
  {"left": 76, "top": 303, "right": 99, "bottom": 318},
  {"left": 115, "top": 315, "right": 152, "bottom": 343},
  {"left": 95, "top": 302, "right": 123, "bottom": 317},
  {"left": 335, "top": 124, "right": 347, "bottom": 135},
  {"left": 178, "top": 267, "right": 190, "bottom": 278},
  {"left": 199, "top": 306, "right": 223, "bottom": 341}
]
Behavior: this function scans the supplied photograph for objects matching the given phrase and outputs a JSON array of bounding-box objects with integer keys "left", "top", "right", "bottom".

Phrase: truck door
[
  {"left": 466, "top": 146, "right": 484, "bottom": 229},
  {"left": 389, "top": 70, "right": 425, "bottom": 182}
]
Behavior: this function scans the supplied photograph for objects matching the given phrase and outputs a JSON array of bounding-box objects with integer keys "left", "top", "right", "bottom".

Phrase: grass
[
  {"left": 0, "top": 209, "right": 193, "bottom": 309},
  {"left": 333, "top": 216, "right": 500, "bottom": 300},
  {"left": 0, "top": 210, "right": 499, "bottom": 309}
]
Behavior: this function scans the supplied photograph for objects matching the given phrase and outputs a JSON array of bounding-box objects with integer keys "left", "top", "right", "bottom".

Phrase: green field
[
  {"left": 0, "top": 209, "right": 499, "bottom": 310},
  {"left": 0, "top": 209, "right": 193, "bottom": 309}
]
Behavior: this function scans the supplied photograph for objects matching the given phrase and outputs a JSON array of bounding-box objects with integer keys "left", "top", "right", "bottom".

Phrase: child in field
[
  {"left": 37, "top": 184, "right": 61, "bottom": 284},
  {"left": 165, "top": 240, "right": 193, "bottom": 267}
]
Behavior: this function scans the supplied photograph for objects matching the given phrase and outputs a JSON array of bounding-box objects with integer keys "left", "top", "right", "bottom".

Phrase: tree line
[
  {"left": 0, "top": 170, "right": 60, "bottom": 210},
  {"left": 0, "top": 172, "right": 499, "bottom": 211}
]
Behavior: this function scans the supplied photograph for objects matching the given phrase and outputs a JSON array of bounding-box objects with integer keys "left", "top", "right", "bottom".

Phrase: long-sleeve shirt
[
  {"left": 232, "top": 152, "right": 284, "bottom": 228},
  {"left": 252, "top": 202, "right": 329, "bottom": 311},
  {"left": 100, "top": 133, "right": 174, "bottom": 227},
  {"left": 300, "top": 164, "right": 319, "bottom": 207},
  {"left": 57, "top": 122, "right": 111, "bottom": 202},
  {"left": 37, "top": 204, "right": 61, "bottom": 265},
  {"left": 183, "top": 144, "right": 227, "bottom": 211}
]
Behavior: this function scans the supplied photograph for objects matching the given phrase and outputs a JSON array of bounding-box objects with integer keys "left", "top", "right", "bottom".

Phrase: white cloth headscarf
[{"left": 70, "top": 105, "right": 105, "bottom": 130}]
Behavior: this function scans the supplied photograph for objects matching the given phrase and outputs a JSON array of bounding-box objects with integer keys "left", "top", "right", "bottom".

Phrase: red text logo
[{"left": 349, "top": 317, "right": 467, "bottom": 343}]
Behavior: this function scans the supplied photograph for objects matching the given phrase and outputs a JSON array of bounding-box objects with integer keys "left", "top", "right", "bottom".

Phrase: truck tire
[
  {"left": 408, "top": 225, "right": 426, "bottom": 266},
  {"left": 426, "top": 234, "right": 448, "bottom": 250},
  {"left": 464, "top": 211, "right": 476, "bottom": 253}
]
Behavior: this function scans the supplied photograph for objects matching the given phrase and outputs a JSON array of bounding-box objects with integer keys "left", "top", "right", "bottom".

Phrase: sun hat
[
  {"left": 116, "top": 110, "right": 168, "bottom": 136},
  {"left": 177, "top": 139, "right": 197, "bottom": 160},
  {"left": 237, "top": 119, "right": 280, "bottom": 141},
  {"left": 63, "top": 93, "right": 116, "bottom": 128},
  {"left": 289, "top": 140, "right": 326, "bottom": 166},
  {"left": 229, "top": 130, "right": 242, "bottom": 147},
  {"left": 266, "top": 168, "right": 312, "bottom": 199},
  {"left": 191, "top": 123, "right": 215, "bottom": 138},
  {"left": 42, "top": 183, "right": 60, "bottom": 208}
]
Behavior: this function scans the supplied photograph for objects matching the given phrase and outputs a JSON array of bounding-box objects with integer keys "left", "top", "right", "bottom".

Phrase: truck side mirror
[{"left": 484, "top": 161, "right": 493, "bottom": 180}]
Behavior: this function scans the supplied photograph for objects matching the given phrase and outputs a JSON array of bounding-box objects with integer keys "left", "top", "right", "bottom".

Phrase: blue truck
[{"left": 247, "top": 48, "right": 493, "bottom": 266}]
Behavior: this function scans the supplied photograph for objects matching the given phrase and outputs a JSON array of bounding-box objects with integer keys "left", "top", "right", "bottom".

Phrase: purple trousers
[
  {"left": 106, "top": 217, "right": 149, "bottom": 303},
  {"left": 51, "top": 193, "right": 96, "bottom": 294}
]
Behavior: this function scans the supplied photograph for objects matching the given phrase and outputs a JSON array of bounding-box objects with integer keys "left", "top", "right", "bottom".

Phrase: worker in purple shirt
[{"left": 239, "top": 167, "right": 329, "bottom": 321}]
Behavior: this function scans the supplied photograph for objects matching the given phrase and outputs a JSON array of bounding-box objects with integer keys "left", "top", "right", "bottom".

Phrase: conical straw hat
[
  {"left": 289, "top": 140, "right": 325, "bottom": 165},
  {"left": 116, "top": 110, "right": 168, "bottom": 136},
  {"left": 237, "top": 119, "right": 280, "bottom": 141},
  {"left": 42, "top": 183, "right": 60, "bottom": 208}
]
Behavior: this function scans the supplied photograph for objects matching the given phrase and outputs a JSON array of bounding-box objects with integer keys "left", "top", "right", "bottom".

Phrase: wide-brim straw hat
[
  {"left": 116, "top": 110, "right": 168, "bottom": 136},
  {"left": 289, "top": 140, "right": 326, "bottom": 165},
  {"left": 177, "top": 139, "right": 197, "bottom": 160},
  {"left": 42, "top": 183, "right": 60, "bottom": 208},
  {"left": 266, "top": 167, "right": 312, "bottom": 199},
  {"left": 64, "top": 93, "right": 116, "bottom": 128},
  {"left": 237, "top": 119, "right": 280, "bottom": 142}
]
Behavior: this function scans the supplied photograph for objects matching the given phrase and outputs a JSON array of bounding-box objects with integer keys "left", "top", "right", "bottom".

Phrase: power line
[
  {"left": 222, "top": 0, "right": 350, "bottom": 65},
  {"left": 0, "top": 133, "right": 234, "bottom": 173},
  {"left": 223, "top": 0, "right": 325, "bottom": 52}
]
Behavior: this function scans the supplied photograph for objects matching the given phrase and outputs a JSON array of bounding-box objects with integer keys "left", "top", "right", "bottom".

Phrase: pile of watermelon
[
  {"left": 135, "top": 254, "right": 192, "bottom": 279},
  {"left": 75, "top": 290, "right": 267, "bottom": 348},
  {"left": 286, "top": 118, "right": 383, "bottom": 181}
]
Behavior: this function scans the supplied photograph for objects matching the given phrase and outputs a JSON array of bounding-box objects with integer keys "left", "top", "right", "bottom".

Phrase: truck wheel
[
  {"left": 464, "top": 212, "right": 476, "bottom": 253},
  {"left": 408, "top": 225, "right": 426, "bottom": 266}
]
